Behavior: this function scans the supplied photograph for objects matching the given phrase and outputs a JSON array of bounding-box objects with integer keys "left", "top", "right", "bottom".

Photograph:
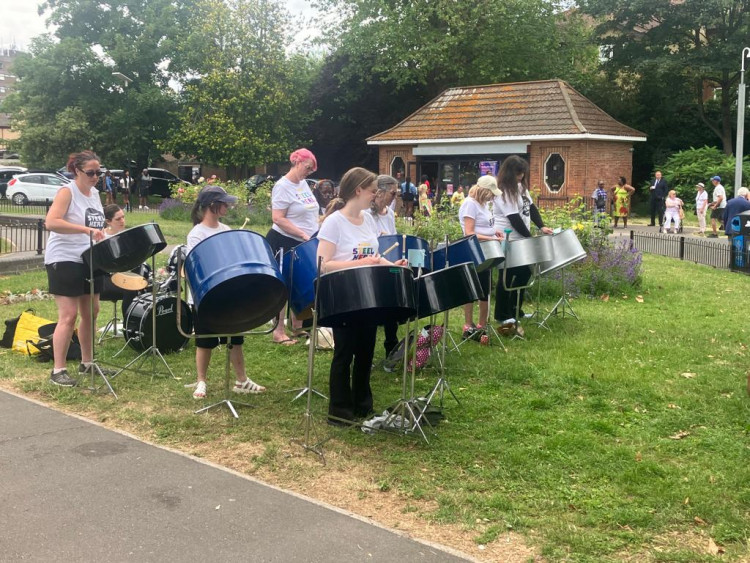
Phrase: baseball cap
[
  {"left": 197, "top": 185, "right": 238, "bottom": 206},
  {"left": 711, "top": 175, "right": 721, "bottom": 182},
  {"left": 209, "top": 174, "right": 217, "bottom": 179},
  {"left": 477, "top": 175, "right": 502, "bottom": 197},
  {"left": 696, "top": 182, "right": 705, "bottom": 188}
]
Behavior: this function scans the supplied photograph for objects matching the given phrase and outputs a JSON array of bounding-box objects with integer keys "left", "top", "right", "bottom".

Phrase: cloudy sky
[{"left": 0, "top": 0, "right": 318, "bottom": 51}]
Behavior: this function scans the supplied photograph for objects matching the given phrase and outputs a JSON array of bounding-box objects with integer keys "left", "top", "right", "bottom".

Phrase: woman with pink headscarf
[{"left": 266, "top": 148, "right": 320, "bottom": 345}]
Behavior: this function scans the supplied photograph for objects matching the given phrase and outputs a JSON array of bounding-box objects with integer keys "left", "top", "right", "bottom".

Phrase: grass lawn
[{"left": 0, "top": 214, "right": 749, "bottom": 561}]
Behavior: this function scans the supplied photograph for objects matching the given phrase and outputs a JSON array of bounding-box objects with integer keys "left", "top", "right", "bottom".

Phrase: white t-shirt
[
  {"left": 44, "top": 181, "right": 105, "bottom": 265},
  {"left": 185, "top": 222, "right": 230, "bottom": 304},
  {"left": 271, "top": 176, "right": 319, "bottom": 240},
  {"left": 458, "top": 197, "right": 495, "bottom": 237},
  {"left": 372, "top": 207, "right": 397, "bottom": 236},
  {"left": 318, "top": 210, "right": 379, "bottom": 263},
  {"left": 696, "top": 190, "right": 708, "bottom": 212},
  {"left": 493, "top": 185, "right": 532, "bottom": 241},
  {"left": 712, "top": 184, "right": 727, "bottom": 208}
]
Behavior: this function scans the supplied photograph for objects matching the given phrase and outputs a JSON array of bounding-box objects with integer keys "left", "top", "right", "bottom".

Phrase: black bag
[
  {"left": 27, "top": 323, "right": 82, "bottom": 363},
  {"left": 1, "top": 314, "right": 21, "bottom": 348}
]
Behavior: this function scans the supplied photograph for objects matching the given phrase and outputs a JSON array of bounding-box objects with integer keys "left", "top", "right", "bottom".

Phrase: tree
[
  {"left": 3, "top": 0, "right": 191, "bottom": 169},
  {"left": 162, "top": 0, "right": 312, "bottom": 173},
  {"left": 578, "top": 0, "right": 750, "bottom": 155}
]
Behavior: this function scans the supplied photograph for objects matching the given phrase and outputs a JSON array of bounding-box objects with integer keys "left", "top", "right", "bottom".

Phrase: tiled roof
[{"left": 367, "top": 80, "right": 646, "bottom": 143}]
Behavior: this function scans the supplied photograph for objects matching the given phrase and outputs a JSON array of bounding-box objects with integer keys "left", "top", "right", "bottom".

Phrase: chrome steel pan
[
  {"left": 504, "top": 236, "right": 554, "bottom": 269},
  {"left": 477, "top": 239, "right": 505, "bottom": 272},
  {"left": 539, "top": 229, "right": 586, "bottom": 275}
]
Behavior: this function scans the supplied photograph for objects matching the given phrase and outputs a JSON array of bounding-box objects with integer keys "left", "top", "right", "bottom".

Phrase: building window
[
  {"left": 390, "top": 156, "right": 405, "bottom": 179},
  {"left": 544, "top": 153, "right": 565, "bottom": 193}
]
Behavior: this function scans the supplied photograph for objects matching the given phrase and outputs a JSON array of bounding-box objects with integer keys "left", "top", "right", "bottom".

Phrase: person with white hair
[
  {"left": 663, "top": 190, "right": 684, "bottom": 234},
  {"left": 723, "top": 187, "right": 750, "bottom": 239}
]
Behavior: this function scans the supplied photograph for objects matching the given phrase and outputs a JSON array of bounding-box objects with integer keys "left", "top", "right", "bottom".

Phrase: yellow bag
[{"left": 11, "top": 310, "right": 55, "bottom": 355}]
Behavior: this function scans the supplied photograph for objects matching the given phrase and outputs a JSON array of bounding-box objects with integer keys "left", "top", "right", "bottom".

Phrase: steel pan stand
[
  {"left": 422, "top": 245, "right": 460, "bottom": 411},
  {"left": 383, "top": 266, "right": 431, "bottom": 443},
  {"left": 483, "top": 267, "right": 507, "bottom": 349},
  {"left": 80, "top": 233, "right": 117, "bottom": 399},
  {"left": 173, "top": 253, "right": 278, "bottom": 419},
  {"left": 530, "top": 274, "right": 552, "bottom": 331},
  {"left": 97, "top": 299, "right": 122, "bottom": 344},
  {"left": 194, "top": 342, "right": 254, "bottom": 418},
  {"left": 543, "top": 266, "right": 579, "bottom": 324},
  {"left": 284, "top": 246, "right": 327, "bottom": 402},
  {"left": 113, "top": 252, "right": 176, "bottom": 380},
  {"left": 291, "top": 256, "right": 329, "bottom": 463}
]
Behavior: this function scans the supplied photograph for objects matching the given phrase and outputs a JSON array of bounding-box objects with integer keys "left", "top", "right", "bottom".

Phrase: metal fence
[
  {"left": 0, "top": 218, "right": 48, "bottom": 255},
  {"left": 630, "top": 231, "right": 730, "bottom": 269}
]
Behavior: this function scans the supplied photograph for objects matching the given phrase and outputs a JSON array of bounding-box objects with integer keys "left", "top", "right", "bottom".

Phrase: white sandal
[
  {"left": 233, "top": 378, "right": 266, "bottom": 394},
  {"left": 192, "top": 381, "right": 207, "bottom": 399}
]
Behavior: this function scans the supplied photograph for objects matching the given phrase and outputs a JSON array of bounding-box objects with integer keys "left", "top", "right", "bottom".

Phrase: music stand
[
  {"left": 283, "top": 245, "right": 327, "bottom": 402},
  {"left": 80, "top": 233, "right": 117, "bottom": 399}
]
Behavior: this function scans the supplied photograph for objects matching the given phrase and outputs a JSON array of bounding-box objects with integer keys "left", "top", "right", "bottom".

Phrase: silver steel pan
[
  {"left": 477, "top": 239, "right": 505, "bottom": 272},
  {"left": 504, "top": 236, "right": 554, "bottom": 269},
  {"left": 539, "top": 229, "right": 586, "bottom": 275}
]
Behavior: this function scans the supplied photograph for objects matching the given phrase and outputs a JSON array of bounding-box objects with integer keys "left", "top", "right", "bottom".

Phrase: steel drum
[
  {"left": 477, "top": 239, "right": 505, "bottom": 272},
  {"left": 317, "top": 265, "right": 416, "bottom": 328},
  {"left": 83, "top": 223, "right": 167, "bottom": 275},
  {"left": 504, "top": 236, "right": 554, "bottom": 269},
  {"left": 124, "top": 293, "right": 193, "bottom": 353},
  {"left": 282, "top": 237, "right": 319, "bottom": 320},
  {"left": 185, "top": 230, "right": 288, "bottom": 334},
  {"left": 432, "top": 235, "right": 485, "bottom": 270},
  {"left": 416, "top": 263, "right": 482, "bottom": 319},
  {"left": 378, "top": 235, "right": 431, "bottom": 272},
  {"left": 539, "top": 229, "right": 586, "bottom": 276}
]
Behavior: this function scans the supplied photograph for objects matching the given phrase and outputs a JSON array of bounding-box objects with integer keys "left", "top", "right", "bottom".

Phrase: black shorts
[
  {"left": 138, "top": 186, "right": 150, "bottom": 197},
  {"left": 710, "top": 207, "right": 724, "bottom": 220},
  {"left": 46, "top": 262, "right": 105, "bottom": 297},
  {"left": 401, "top": 193, "right": 415, "bottom": 203},
  {"left": 265, "top": 228, "right": 314, "bottom": 258},
  {"left": 193, "top": 306, "right": 244, "bottom": 349}
]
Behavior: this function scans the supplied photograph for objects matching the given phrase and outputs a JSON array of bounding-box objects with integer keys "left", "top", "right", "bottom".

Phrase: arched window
[
  {"left": 390, "top": 157, "right": 405, "bottom": 179},
  {"left": 544, "top": 153, "right": 565, "bottom": 193}
]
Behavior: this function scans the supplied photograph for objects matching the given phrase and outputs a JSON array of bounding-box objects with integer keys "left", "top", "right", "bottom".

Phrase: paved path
[{"left": 0, "top": 390, "right": 472, "bottom": 563}]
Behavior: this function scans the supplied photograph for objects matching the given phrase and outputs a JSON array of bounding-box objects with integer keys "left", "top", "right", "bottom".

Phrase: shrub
[
  {"left": 158, "top": 198, "right": 191, "bottom": 221},
  {"left": 395, "top": 196, "right": 463, "bottom": 243}
]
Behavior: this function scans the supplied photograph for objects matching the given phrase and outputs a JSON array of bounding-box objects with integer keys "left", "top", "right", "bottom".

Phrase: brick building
[
  {"left": 0, "top": 48, "right": 21, "bottom": 152},
  {"left": 367, "top": 79, "right": 646, "bottom": 206}
]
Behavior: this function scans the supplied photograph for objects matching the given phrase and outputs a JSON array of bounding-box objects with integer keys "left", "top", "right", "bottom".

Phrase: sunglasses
[{"left": 79, "top": 168, "right": 102, "bottom": 177}]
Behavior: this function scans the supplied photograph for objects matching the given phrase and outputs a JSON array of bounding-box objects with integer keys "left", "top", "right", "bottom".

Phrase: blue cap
[{"left": 711, "top": 176, "right": 721, "bottom": 182}]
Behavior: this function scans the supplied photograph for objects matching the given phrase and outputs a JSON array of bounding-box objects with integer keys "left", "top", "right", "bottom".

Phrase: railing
[
  {"left": 630, "top": 231, "right": 730, "bottom": 269},
  {"left": 0, "top": 198, "right": 53, "bottom": 216},
  {"left": 536, "top": 195, "right": 597, "bottom": 212},
  {"left": 0, "top": 218, "right": 49, "bottom": 255}
]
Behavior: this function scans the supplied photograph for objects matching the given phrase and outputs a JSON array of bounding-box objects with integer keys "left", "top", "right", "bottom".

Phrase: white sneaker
[
  {"left": 139, "top": 205, "right": 143, "bottom": 210},
  {"left": 144, "top": 206, "right": 149, "bottom": 210}
]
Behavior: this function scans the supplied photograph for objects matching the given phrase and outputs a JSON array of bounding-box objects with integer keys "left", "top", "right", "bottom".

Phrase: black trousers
[
  {"left": 329, "top": 324, "right": 377, "bottom": 420},
  {"left": 650, "top": 196, "right": 665, "bottom": 226},
  {"left": 494, "top": 265, "right": 531, "bottom": 322},
  {"left": 382, "top": 321, "right": 398, "bottom": 356}
]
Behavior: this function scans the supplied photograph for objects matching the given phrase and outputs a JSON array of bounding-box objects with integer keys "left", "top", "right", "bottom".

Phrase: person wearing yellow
[
  {"left": 611, "top": 176, "right": 635, "bottom": 228},
  {"left": 450, "top": 186, "right": 465, "bottom": 207}
]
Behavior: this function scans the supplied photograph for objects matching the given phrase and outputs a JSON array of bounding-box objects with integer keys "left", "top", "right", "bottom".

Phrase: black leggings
[{"left": 494, "top": 266, "right": 531, "bottom": 322}]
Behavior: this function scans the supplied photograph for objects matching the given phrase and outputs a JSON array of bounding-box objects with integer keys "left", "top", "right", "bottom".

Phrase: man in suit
[{"left": 649, "top": 171, "right": 668, "bottom": 227}]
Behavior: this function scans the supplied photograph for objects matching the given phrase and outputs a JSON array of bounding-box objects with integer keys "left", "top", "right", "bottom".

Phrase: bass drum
[{"left": 124, "top": 294, "right": 193, "bottom": 353}]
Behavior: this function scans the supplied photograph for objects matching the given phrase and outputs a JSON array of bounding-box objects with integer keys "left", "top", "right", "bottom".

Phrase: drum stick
[
  {"left": 382, "top": 242, "right": 400, "bottom": 256},
  {"left": 402, "top": 234, "right": 407, "bottom": 260},
  {"left": 239, "top": 217, "right": 250, "bottom": 230}
]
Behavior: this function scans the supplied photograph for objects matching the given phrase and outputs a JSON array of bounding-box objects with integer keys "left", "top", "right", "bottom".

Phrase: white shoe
[
  {"left": 139, "top": 205, "right": 143, "bottom": 210},
  {"left": 143, "top": 206, "right": 149, "bottom": 210}
]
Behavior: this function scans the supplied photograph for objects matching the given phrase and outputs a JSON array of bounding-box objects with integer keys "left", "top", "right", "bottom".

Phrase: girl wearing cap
[
  {"left": 459, "top": 178, "right": 504, "bottom": 341},
  {"left": 187, "top": 186, "right": 266, "bottom": 399},
  {"left": 266, "top": 148, "right": 320, "bottom": 345},
  {"left": 317, "top": 167, "right": 407, "bottom": 426},
  {"left": 492, "top": 156, "right": 553, "bottom": 337},
  {"left": 695, "top": 183, "right": 708, "bottom": 236}
]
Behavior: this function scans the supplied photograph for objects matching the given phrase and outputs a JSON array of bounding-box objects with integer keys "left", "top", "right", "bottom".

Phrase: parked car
[
  {"left": 0, "top": 166, "right": 28, "bottom": 199},
  {"left": 245, "top": 174, "right": 277, "bottom": 193},
  {"left": 6, "top": 172, "right": 68, "bottom": 205},
  {"left": 143, "top": 167, "right": 190, "bottom": 198}
]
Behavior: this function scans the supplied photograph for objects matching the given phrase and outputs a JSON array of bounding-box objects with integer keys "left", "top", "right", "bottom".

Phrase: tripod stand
[
  {"left": 542, "top": 266, "right": 579, "bottom": 324},
  {"left": 80, "top": 233, "right": 117, "bottom": 399}
]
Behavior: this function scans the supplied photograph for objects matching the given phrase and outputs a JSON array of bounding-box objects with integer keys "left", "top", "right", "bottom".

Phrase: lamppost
[{"left": 734, "top": 47, "right": 750, "bottom": 196}]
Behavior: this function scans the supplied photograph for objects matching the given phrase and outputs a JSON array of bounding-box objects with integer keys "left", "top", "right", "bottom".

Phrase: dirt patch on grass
[{"left": 0, "top": 377, "right": 539, "bottom": 562}]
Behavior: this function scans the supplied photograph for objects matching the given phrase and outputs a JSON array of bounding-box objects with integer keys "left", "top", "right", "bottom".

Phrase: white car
[{"left": 6, "top": 172, "right": 68, "bottom": 205}]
